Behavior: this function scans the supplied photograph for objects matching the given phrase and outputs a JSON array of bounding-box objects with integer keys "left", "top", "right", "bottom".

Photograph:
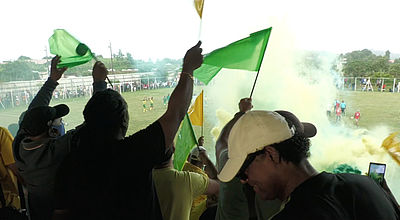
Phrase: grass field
[
  {"left": 2, "top": 89, "right": 399, "bottom": 128},
  {"left": 0, "top": 87, "right": 213, "bottom": 145},
  {"left": 1, "top": 88, "right": 400, "bottom": 151},
  {"left": 330, "top": 91, "right": 400, "bottom": 131}
]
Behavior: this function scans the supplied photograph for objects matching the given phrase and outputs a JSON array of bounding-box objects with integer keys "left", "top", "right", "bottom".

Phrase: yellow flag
[
  {"left": 381, "top": 132, "right": 400, "bottom": 166},
  {"left": 194, "top": 0, "right": 204, "bottom": 18},
  {"left": 188, "top": 90, "right": 203, "bottom": 126}
]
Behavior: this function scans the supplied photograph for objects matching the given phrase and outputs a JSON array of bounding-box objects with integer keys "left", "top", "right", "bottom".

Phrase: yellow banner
[
  {"left": 188, "top": 90, "right": 203, "bottom": 126},
  {"left": 381, "top": 132, "right": 400, "bottom": 165},
  {"left": 194, "top": 0, "right": 204, "bottom": 18}
]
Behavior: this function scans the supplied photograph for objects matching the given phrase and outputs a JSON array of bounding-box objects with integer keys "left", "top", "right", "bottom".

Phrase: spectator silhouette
[{"left": 53, "top": 42, "right": 204, "bottom": 220}]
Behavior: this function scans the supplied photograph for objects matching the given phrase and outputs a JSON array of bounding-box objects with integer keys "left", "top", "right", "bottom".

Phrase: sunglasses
[{"left": 236, "top": 149, "right": 265, "bottom": 181}]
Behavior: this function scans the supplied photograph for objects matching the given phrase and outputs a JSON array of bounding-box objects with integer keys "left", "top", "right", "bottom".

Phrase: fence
[
  {"left": 341, "top": 77, "right": 400, "bottom": 92},
  {"left": 0, "top": 72, "right": 178, "bottom": 109}
]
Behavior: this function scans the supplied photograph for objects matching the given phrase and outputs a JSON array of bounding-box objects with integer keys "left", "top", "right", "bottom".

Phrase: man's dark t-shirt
[
  {"left": 273, "top": 172, "right": 400, "bottom": 220},
  {"left": 54, "top": 121, "right": 166, "bottom": 220}
]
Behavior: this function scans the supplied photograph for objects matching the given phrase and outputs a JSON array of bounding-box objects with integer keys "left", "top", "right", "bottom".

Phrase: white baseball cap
[{"left": 218, "top": 110, "right": 317, "bottom": 182}]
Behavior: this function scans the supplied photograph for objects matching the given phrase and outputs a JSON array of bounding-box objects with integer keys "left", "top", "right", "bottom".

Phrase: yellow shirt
[
  {"left": 182, "top": 162, "right": 208, "bottom": 220},
  {"left": 0, "top": 127, "right": 20, "bottom": 208},
  {"left": 153, "top": 166, "right": 209, "bottom": 220}
]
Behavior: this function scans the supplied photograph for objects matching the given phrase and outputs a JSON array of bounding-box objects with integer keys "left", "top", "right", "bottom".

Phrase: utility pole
[{"left": 109, "top": 42, "right": 114, "bottom": 74}]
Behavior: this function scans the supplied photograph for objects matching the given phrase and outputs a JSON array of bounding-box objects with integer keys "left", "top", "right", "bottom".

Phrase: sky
[{"left": 1, "top": 0, "right": 400, "bottom": 62}]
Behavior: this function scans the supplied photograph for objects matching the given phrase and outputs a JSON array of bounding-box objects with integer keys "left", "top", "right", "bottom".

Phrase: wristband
[{"left": 182, "top": 72, "right": 194, "bottom": 81}]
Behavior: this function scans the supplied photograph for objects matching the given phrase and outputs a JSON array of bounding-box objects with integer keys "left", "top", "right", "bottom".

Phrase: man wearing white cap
[{"left": 219, "top": 110, "right": 400, "bottom": 219}]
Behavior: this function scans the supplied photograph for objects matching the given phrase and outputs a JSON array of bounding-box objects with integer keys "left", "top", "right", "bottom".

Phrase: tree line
[
  {"left": 340, "top": 49, "right": 400, "bottom": 78},
  {"left": 0, "top": 50, "right": 182, "bottom": 82},
  {"left": 2, "top": 48, "right": 400, "bottom": 83}
]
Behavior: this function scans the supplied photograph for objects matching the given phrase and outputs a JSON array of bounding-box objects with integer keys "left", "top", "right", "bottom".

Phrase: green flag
[
  {"left": 48, "top": 29, "right": 94, "bottom": 68},
  {"left": 194, "top": 27, "right": 272, "bottom": 84},
  {"left": 173, "top": 114, "right": 198, "bottom": 170}
]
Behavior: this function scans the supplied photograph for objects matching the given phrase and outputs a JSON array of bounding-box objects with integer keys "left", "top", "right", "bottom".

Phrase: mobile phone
[{"left": 367, "top": 162, "right": 386, "bottom": 184}]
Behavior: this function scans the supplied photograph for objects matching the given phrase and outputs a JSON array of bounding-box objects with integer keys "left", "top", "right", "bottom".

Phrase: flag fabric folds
[
  {"left": 381, "top": 132, "right": 400, "bottom": 166},
  {"left": 173, "top": 114, "right": 198, "bottom": 171},
  {"left": 194, "top": 27, "right": 272, "bottom": 84},
  {"left": 194, "top": 0, "right": 204, "bottom": 18},
  {"left": 188, "top": 90, "right": 203, "bottom": 126},
  {"left": 49, "top": 29, "right": 94, "bottom": 68}
]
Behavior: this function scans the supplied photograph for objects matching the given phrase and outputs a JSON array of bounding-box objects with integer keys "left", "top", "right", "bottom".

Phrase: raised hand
[
  {"left": 182, "top": 41, "right": 203, "bottom": 74},
  {"left": 92, "top": 61, "right": 108, "bottom": 82},
  {"left": 50, "top": 55, "right": 68, "bottom": 82},
  {"left": 198, "top": 136, "right": 205, "bottom": 146},
  {"left": 239, "top": 98, "right": 253, "bottom": 113}
]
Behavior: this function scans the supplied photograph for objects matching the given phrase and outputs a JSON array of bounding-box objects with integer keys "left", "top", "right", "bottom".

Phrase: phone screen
[{"left": 368, "top": 162, "right": 386, "bottom": 184}]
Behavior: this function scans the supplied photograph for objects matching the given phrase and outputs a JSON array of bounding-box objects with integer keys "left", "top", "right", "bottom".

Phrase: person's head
[
  {"left": 83, "top": 89, "right": 129, "bottom": 140},
  {"left": 218, "top": 110, "right": 317, "bottom": 200},
  {"left": 20, "top": 104, "right": 69, "bottom": 138}
]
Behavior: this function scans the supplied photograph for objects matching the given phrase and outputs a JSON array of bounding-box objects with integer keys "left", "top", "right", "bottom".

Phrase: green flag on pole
[
  {"left": 173, "top": 114, "right": 198, "bottom": 171},
  {"left": 48, "top": 29, "right": 94, "bottom": 68},
  {"left": 194, "top": 27, "right": 272, "bottom": 84}
]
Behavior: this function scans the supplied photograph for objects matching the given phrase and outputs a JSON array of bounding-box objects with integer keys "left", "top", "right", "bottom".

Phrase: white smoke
[{"left": 205, "top": 19, "right": 400, "bottom": 200}]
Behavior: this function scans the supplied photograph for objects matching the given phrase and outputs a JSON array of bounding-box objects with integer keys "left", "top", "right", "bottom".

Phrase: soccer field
[
  {"left": 1, "top": 87, "right": 399, "bottom": 166},
  {"left": 334, "top": 90, "right": 400, "bottom": 131},
  {"left": 1, "top": 88, "right": 399, "bottom": 135}
]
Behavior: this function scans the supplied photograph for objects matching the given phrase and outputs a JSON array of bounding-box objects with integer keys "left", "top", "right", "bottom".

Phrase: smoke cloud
[{"left": 205, "top": 19, "right": 400, "bottom": 200}]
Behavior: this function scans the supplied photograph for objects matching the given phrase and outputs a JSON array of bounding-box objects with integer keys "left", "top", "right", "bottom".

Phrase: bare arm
[
  {"left": 198, "top": 145, "right": 218, "bottom": 179},
  {"left": 158, "top": 42, "right": 203, "bottom": 149},
  {"left": 204, "top": 179, "right": 220, "bottom": 196},
  {"left": 215, "top": 98, "right": 253, "bottom": 166},
  {"left": 28, "top": 56, "right": 67, "bottom": 110}
]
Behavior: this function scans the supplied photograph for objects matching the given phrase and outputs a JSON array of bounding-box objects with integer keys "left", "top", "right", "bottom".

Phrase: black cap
[
  {"left": 21, "top": 104, "right": 69, "bottom": 136},
  {"left": 275, "top": 110, "right": 317, "bottom": 138}
]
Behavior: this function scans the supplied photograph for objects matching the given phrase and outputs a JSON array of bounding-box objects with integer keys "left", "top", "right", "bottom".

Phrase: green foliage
[
  {"left": 389, "top": 63, "right": 400, "bottom": 78},
  {"left": 18, "top": 56, "right": 31, "bottom": 60},
  {"left": 331, "top": 163, "right": 362, "bottom": 174},
  {"left": 0, "top": 51, "right": 182, "bottom": 82},
  {"left": 0, "top": 60, "right": 38, "bottom": 82},
  {"left": 341, "top": 49, "right": 398, "bottom": 78}
]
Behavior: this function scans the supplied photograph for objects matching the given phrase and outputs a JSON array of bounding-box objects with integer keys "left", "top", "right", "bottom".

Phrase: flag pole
[
  {"left": 249, "top": 51, "right": 267, "bottom": 98},
  {"left": 196, "top": 0, "right": 204, "bottom": 41},
  {"left": 198, "top": 19, "right": 203, "bottom": 41},
  {"left": 201, "top": 90, "right": 204, "bottom": 137}
]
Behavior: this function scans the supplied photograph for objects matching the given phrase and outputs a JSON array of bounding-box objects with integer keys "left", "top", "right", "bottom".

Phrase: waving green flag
[
  {"left": 173, "top": 114, "right": 198, "bottom": 171},
  {"left": 194, "top": 27, "right": 272, "bottom": 84},
  {"left": 48, "top": 29, "right": 94, "bottom": 68}
]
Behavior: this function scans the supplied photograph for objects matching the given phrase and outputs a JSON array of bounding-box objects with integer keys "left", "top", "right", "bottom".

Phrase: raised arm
[
  {"left": 215, "top": 98, "right": 253, "bottom": 166},
  {"left": 28, "top": 56, "right": 67, "bottom": 110},
  {"left": 197, "top": 136, "right": 218, "bottom": 179},
  {"left": 158, "top": 41, "right": 203, "bottom": 149},
  {"left": 91, "top": 61, "right": 108, "bottom": 94}
]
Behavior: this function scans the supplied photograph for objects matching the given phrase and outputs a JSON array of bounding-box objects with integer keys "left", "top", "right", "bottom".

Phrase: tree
[
  {"left": 18, "top": 56, "right": 31, "bottom": 61},
  {"left": 372, "top": 57, "right": 389, "bottom": 73},
  {"left": 389, "top": 63, "right": 400, "bottom": 78},
  {"left": 0, "top": 61, "right": 37, "bottom": 82},
  {"left": 385, "top": 50, "right": 391, "bottom": 60}
]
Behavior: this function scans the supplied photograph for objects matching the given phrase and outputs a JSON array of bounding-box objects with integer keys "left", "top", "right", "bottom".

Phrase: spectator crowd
[{"left": 0, "top": 43, "right": 399, "bottom": 220}]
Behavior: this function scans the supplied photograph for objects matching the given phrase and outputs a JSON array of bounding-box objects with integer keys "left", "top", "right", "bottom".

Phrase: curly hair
[{"left": 270, "top": 134, "right": 311, "bottom": 165}]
